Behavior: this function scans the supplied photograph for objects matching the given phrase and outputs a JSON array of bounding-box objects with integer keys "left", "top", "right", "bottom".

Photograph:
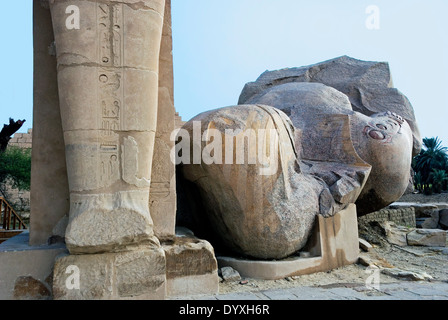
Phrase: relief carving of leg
[{"left": 49, "top": 0, "right": 165, "bottom": 254}]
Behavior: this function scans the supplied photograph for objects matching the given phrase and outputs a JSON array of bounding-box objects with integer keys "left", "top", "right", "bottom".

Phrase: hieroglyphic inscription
[{"left": 97, "top": 3, "right": 123, "bottom": 188}]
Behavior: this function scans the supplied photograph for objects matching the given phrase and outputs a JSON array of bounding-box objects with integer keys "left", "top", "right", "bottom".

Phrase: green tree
[
  {"left": 413, "top": 171, "right": 424, "bottom": 193},
  {"left": 430, "top": 169, "right": 448, "bottom": 194},
  {"left": 413, "top": 137, "right": 448, "bottom": 193},
  {"left": 0, "top": 146, "right": 32, "bottom": 191}
]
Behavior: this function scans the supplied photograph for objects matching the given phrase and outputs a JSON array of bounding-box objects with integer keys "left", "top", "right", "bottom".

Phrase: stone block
[
  {"left": 0, "top": 231, "right": 66, "bottom": 300},
  {"left": 217, "top": 204, "right": 359, "bottom": 280},
  {"left": 381, "top": 268, "right": 433, "bottom": 281},
  {"left": 13, "top": 276, "right": 51, "bottom": 300},
  {"left": 439, "top": 209, "right": 448, "bottom": 230},
  {"left": 359, "top": 238, "right": 373, "bottom": 252},
  {"left": 52, "top": 247, "right": 166, "bottom": 300},
  {"left": 163, "top": 234, "right": 219, "bottom": 298},
  {"left": 384, "top": 222, "right": 412, "bottom": 246},
  {"left": 397, "top": 203, "right": 439, "bottom": 218},
  {"left": 64, "top": 191, "right": 160, "bottom": 254},
  {"left": 220, "top": 266, "right": 241, "bottom": 282},
  {"left": 14, "top": 276, "right": 51, "bottom": 300},
  {"left": 421, "top": 210, "right": 440, "bottom": 229},
  {"left": 407, "top": 229, "right": 447, "bottom": 247}
]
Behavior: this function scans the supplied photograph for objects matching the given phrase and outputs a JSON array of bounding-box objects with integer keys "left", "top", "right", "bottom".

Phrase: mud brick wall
[
  {"left": 358, "top": 207, "right": 416, "bottom": 228},
  {"left": 8, "top": 129, "right": 33, "bottom": 149}
]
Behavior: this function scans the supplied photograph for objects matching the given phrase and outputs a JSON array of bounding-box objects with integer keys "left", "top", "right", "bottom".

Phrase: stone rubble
[
  {"left": 374, "top": 221, "right": 447, "bottom": 247},
  {"left": 220, "top": 266, "right": 242, "bottom": 282},
  {"left": 380, "top": 268, "right": 433, "bottom": 281},
  {"left": 407, "top": 229, "right": 448, "bottom": 247},
  {"left": 359, "top": 238, "right": 373, "bottom": 252}
]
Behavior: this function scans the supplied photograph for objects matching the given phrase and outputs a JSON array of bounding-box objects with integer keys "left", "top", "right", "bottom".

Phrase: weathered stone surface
[
  {"left": 238, "top": 55, "right": 422, "bottom": 156},
  {"left": 163, "top": 236, "right": 218, "bottom": 279},
  {"left": 358, "top": 251, "right": 395, "bottom": 269},
  {"left": 50, "top": 215, "right": 68, "bottom": 244},
  {"left": 31, "top": 0, "right": 180, "bottom": 250},
  {"left": 358, "top": 254, "right": 373, "bottom": 267},
  {"left": 30, "top": 0, "right": 69, "bottom": 246},
  {"left": 374, "top": 221, "right": 447, "bottom": 247},
  {"left": 216, "top": 205, "right": 359, "bottom": 280},
  {"left": 45, "top": 0, "right": 169, "bottom": 288},
  {"left": 238, "top": 57, "right": 418, "bottom": 216},
  {"left": 150, "top": 0, "right": 177, "bottom": 241},
  {"left": 407, "top": 229, "right": 447, "bottom": 247},
  {"left": 163, "top": 233, "right": 219, "bottom": 297},
  {"left": 177, "top": 103, "right": 368, "bottom": 259},
  {"left": 178, "top": 76, "right": 406, "bottom": 259},
  {"left": 179, "top": 105, "right": 319, "bottom": 259},
  {"left": 381, "top": 268, "right": 433, "bottom": 281},
  {"left": 417, "top": 206, "right": 440, "bottom": 218},
  {"left": 0, "top": 231, "right": 67, "bottom": 300},
  {"left": 52, "top": 247, "right": 166, "bottom": 300},
  {"left": 239, "top": 83, "right": 372, "bottom": 211},
  {"left": 359, "top": 238, "right": 373, "bottom": 252},
  {"left": 220, "top": 267, "right": 241, "bottom": 282},
  {"left": 350, "top": 111, "right": 414, "bottom": 215},
  {"left": 64, "top": 191, "right": 160, "bottom": 254},
  {"left": 13, "top": 276, "right": 51, "bottom": 300},
  {"left": 383, "top": 222, "right": 412, "bottom": 247},
  {"left": 439, "top": 209, "right": 448, "bottom": 230},
  {"left": 47, "top": 0, "right": 166, "bottom": 254},
  {"left": 421, "top": 210, "right": 440, "bottom": 229}
]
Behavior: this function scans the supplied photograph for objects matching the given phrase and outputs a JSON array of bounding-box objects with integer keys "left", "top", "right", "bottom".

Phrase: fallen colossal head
[{"left": 176, "top": 57, "right": 420, "bottom": 260}]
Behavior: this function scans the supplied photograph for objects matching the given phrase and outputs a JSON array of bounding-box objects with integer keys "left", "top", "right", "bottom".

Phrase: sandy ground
[
  {"left": 398, "top": 192, "right": 448, "bottom": 204},
  {"left": 217, "top": 192, "right": 448, "bottom": 294}
]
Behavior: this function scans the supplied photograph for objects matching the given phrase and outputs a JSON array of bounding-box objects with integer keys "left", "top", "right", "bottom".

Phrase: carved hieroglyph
[
  {"left": 149, "top": 0, "right": 177, "bottom": 240},
  {"left": 49, "top": 0, "right": 166, "bottom": 254},
  {"left": 31, "top": 0, "right": 177, "bottom": 246}
]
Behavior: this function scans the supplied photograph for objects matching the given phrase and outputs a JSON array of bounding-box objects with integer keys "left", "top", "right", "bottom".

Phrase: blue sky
[{"left": 1, "top": 0, "right": 447, "bottom": 148}]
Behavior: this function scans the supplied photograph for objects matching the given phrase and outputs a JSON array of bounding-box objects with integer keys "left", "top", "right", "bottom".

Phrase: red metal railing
[{"left": 0, "top": 197, "right": 27, "bottom": 230}]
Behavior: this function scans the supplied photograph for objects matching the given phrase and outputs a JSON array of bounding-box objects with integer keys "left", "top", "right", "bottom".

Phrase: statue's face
[
  {"left": 351, "top": 111, "right": 414, "bottom": 214},
  {"left": 363, "top": 112, "right": 406, "bottom": 143}
]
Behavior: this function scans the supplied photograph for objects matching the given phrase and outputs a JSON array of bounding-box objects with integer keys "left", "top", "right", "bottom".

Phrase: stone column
[
  {"left": 30, "top": 0, "right": 70, "bottom": 246},
  {"left": 48, "top": 0, "right": 168, "bottom": 300},
  {"left": 150, "top": 0, "right": 177, "bottom": 241},
  {"left": 49, "top": 0, "right": 165, "bottom": 254}
]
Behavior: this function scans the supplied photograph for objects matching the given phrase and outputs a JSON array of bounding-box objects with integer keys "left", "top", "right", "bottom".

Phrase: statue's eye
[
  {"left": 369, "top": 130, "right": 386, "bottom": 140},
  {"left": 376, "top": 124, "right": 387, "bottom": 130}
]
